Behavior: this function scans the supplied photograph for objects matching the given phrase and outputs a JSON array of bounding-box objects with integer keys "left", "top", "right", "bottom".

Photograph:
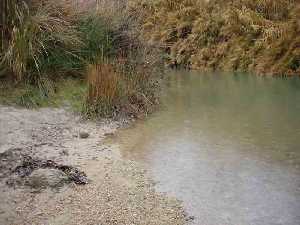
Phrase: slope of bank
[{"left": 0, "top": 106, "right": 186, "bottom": 225}]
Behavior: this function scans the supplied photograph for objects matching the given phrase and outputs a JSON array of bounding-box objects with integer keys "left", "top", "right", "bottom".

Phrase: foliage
[
  {"left": 81, "top": 0, "right": 162, "bottom": 118},
  {"left": 0, "top": 0, "right": 82, "bottom": 81},
  {"left": 77, "top": 12, "right": 115, "bottom": 64},
  {"left": 0, "top": 0, "right": 162, "bottom": 118},
  {"left": 132, "top": 0, "right": 300, "bottom": 76},
  {"left": 0, "top": 77, "right": 86, "bottom": 109}
]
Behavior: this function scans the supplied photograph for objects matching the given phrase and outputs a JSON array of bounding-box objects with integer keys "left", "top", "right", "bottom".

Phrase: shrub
[
  {"left": 0, "top": 0, "right": 162, "bottom": 118},
  {"left": 133, "top": 0, "right": 300, "bottom": 76},
  {"left": 80, "top": 1, "right": 162, "bottom": 118},
  {"left": 0, "top": 0, "right": 81, "bottom": 81}
]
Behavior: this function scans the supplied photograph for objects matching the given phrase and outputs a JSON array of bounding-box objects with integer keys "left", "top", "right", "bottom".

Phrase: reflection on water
[{"left": 115, "top": 71, "right": 300, "bottom": 225}]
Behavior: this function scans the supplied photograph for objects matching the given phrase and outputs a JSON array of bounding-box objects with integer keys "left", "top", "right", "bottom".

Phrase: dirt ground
[{"left": 0, "top": 106, "right": 187, "bottom": 225}]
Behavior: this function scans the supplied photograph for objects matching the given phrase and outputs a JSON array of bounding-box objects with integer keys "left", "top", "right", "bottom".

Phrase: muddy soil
[{"left": 0, "top": 106, "right": 186, "bottom": 225}]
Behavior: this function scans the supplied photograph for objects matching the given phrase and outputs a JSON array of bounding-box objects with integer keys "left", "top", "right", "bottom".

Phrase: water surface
[{"left": 115, "top": 71, "right": 300, "bottom": 225}]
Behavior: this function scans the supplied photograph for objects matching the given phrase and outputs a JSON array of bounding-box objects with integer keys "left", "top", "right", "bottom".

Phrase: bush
[
  {"left": 73, "top": 0, "right": 162, "bottom": 118},
  {"left": 0, "top": 0, "right": 162, "bottom": 118},
  {"left": 133, "top": 0, "right": 300, "bottom": 76},
  {"left": 0, "top": 0, "right": 82, "bottom": 81}
]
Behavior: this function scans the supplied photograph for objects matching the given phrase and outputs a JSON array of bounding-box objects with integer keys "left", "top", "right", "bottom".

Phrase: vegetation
[
  {"left": 0, "top": 0, "right": 162, "bottom": 117},
  {"left": 0, "top": 77, "right": 86, "bottom": 109},
  {"left": 0, "top": 0, "right": 81, "bottom": 81},
  {"left": 131, "top": 0, "right": 300, "bottom": 76},
  {"left": 1, "top": 0, "right": 299, "bottom": 118}
]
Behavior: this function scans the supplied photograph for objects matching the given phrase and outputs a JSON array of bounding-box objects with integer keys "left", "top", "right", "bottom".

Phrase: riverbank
[
  {"left": 0, "top": 0, "right": 162, "bottom": 118},
  {"left": 0, "top": 106, "right": 187, "bottom": 225}
]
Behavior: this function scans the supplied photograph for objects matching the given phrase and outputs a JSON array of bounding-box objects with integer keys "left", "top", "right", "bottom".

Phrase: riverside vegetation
[
  {"left": 131, "top": 0, "right": 300, "bottom": 76},
  {"left": 0, "top": 0, "right": 299, "bottom": 118},
  {"left": 0, "top": 0, "right": 162, "bottom": 117}
]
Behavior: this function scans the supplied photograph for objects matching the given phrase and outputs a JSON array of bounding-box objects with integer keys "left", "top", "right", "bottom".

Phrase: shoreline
[{"left": 0, "top": 106, "right": 187, "bottom": 225}]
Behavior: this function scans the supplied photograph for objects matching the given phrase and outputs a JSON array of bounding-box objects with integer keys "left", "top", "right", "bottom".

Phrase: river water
[{"left": 114, "top": 71, "right": 300, "bottom": 225}]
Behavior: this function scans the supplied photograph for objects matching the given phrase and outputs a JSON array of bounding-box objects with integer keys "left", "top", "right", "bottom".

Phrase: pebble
[
  {"left": 104, "top": 132, "right": 114, "bottom": 137},
  {"left": 79, "top": 132, "right": 89, "bottom": 139},
  {"left": 61, "top": 149, "right": 69, "bottom": 156},
  {"left": 185, "top": 215, "right": 195, "bottom": 221}
]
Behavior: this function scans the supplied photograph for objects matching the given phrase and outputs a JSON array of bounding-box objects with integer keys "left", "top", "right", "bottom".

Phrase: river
[{"left": 111, "top": 71, "right": 300, "bottom": 225}]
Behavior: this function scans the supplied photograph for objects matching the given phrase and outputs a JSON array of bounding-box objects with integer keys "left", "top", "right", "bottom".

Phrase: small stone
[
  {"left": 185, "top": 215, "right": 195, "bottom": 221},
  {"left": 60, "top": 149, "right": 69, "bottom": 156},
  {"left": 104, "top": 132, "right": 114, "bottom": 137},
  {"left": 79, "top": 132, "right": 89, "bottom": 139}
]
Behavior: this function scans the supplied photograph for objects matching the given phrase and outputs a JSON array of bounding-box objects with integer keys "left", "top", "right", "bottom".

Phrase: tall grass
[
  {"left": 1, "top": 0, "right": 81, "bottom": 81},
  {"left": 86, "top": 63, "right": 119, "bottom": 116},
  {"left": 132, "top": 0, "right": 300, "bottom": 76},
  {"left": 1, "top": 0, "right": 162, "bottom": 117}
]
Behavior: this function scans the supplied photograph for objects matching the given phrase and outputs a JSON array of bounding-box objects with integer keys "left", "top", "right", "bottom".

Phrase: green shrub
[
  {"left": 78, "top": 13, "right": 116, "bottom": 64},
  {"left": 0, "top": 0, "right": 82, "bottom": 81}
]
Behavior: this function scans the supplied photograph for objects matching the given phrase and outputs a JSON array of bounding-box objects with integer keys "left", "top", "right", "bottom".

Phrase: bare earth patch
[{"left": 0, "top": 106, "right": 186, "bottom": 225}]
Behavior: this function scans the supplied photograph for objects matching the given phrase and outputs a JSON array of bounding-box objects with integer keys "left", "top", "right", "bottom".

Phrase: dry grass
[
  {"left": 132, "top": 0, "right": 300, "bottom": 76},
  {"left": 87, "top": 63, "right": 118, "bottom": 106},
  {"left": 85, "top": 58, "right": 159, "bottom": 118},
  {"left": 81, "top": 0, "right": 162, "bottom": 117},
  {"left": 1, "top": 0, "right": 162, "bottom": 118}
]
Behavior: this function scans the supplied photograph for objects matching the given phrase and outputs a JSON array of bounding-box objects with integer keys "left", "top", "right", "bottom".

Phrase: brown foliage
[
  {"left": 132, "top": 0, "right": 300, "bottom": 76},
  {"left": 87, "top": 63, "right": 118, "bottom": 105}
]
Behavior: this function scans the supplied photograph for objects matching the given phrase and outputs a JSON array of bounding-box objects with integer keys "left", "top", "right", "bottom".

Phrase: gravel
[{"left": 0, "top": 106, "right": 186, "bottom": 225}]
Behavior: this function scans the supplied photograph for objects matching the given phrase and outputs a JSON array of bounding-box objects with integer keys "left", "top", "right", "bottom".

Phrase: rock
[
  {"left": 25, "top": 168, "right": 69, "bottom": 189},
  {"left": 185, "top": 215, "right": 195, "bottom": 222},
  {"left": 104, "top": 132, "right": 114, "bottom": 137},
  {"left": 79, "top": 131, "right": 89, "bottom": 139},
  {"left": 58, "top": 165, "right": 88, "bottom": 185},
  {"left": 60, "top": 149, "right": 69, "bottom": 156}
]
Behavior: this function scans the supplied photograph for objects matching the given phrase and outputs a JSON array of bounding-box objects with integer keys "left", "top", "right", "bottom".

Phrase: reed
[
  {"left": 87, "top": 63, "right": 118, "bottom": 106},
  {"left": 133, "top": 0, "right": 300, "bottom": 76}
]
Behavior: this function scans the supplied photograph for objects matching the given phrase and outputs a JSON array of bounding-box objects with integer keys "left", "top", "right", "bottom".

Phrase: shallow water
[{"left": 115, "top": 71, "right": 300, "bottom": 225}]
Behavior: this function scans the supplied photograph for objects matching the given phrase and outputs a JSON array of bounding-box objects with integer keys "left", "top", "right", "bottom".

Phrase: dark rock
[
  {"left": 14, "top": 156, "right": 39, "bottom": 177},
  {"left": 57, "top": 165, "right": 88, "bottom": 185},
  {"left": 185, "top": 215, "right": 195, "bottom": 221},
  {"left": 79, "top": 132, "right": 89, "bottom": 139}
]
